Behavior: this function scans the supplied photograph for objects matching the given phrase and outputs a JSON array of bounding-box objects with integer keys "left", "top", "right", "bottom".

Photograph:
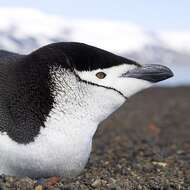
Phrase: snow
[
  {"left": 160, "top": 31, "right": 190, "bottom": 53},
  {"left": 1, "top": 7, "right": 189, "bottom": 54}
]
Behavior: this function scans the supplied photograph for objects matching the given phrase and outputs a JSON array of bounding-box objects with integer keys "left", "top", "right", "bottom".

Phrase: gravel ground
[{"left": 0, "top": 87, "right": 190, "bottom": 190}]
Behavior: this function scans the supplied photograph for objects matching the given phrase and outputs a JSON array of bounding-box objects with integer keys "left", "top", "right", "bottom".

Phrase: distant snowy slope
[
  {"left": 0, "top": 7, "right": 190, "bottom": 55},
  {"left": 0, "top": 7, "right": 68, "bottom": 53},
  {"left": 0, "top": 7, "right": 154, "bottom": 53}
]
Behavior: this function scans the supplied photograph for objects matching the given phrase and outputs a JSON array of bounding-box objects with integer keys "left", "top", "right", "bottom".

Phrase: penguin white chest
[{"left": 0, "top": 119, "right": 94, "bottom": 177}]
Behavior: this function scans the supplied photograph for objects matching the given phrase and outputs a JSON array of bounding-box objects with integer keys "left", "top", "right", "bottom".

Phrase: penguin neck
[{"left": 45, "top": 68, "right": 125, "bottom": 139}]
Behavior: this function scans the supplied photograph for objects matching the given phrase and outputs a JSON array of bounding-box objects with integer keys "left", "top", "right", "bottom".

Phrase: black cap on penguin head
[{"left": 25, "top": 42, "right": 140, "bottom": 72}]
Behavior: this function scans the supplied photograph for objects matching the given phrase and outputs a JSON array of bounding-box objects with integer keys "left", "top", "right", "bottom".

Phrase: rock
[{"left": 91, "top": 179, "right": 107, "bottom": 188}]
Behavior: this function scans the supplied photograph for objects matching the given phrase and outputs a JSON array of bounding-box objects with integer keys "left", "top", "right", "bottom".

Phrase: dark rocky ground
[{"left": 0, "top": 87, "right": 190, "bottom": 190}]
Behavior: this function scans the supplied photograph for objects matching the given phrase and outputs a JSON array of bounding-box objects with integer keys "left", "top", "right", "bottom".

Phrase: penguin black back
[
  {"left": 0, "top": 50, "right": 24, "bottom": 65},
  {"left": 0, "top": 49, "right": 55, "bottom": 144}
]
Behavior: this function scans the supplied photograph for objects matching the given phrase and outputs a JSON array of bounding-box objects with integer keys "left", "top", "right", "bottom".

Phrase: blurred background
[{"left": 0, "top": 0, "right": 189, "bottom": 86}]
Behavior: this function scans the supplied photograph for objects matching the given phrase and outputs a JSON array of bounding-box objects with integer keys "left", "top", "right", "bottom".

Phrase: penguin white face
[
  {"left": 75, "top": 63, "right": 173, "bottom": 99},
  {"left": 33, "top": 42, "right": 173, "bottom": 101}
]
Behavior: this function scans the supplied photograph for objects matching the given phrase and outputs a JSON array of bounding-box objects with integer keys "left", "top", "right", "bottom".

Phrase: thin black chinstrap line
[{"left": 74, "top": 72, "right": 128, "bottom": 100}]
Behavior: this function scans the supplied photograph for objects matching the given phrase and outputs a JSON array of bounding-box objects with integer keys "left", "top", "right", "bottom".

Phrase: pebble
[
  {"left": 92, "top": 179, "right": 107, "bottom": 188},
  {"left": 35, "top": 185, "right": 45, "bottom": 190}
]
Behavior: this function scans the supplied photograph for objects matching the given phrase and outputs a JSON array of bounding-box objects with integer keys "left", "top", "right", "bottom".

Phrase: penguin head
[
  {"left": 75, "top": 63, "right": 174, "bottom": 99},
  {"left": 43, "top": 42, "right": 173, "bottom": 100},
  {"left": 28, "top": 42, "right": 173, "bottom": 123}
]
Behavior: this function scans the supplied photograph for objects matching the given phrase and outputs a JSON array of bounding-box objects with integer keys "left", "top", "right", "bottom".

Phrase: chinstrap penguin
[{"left": 0, "top": 42, "right": 173, "bottom": 178}]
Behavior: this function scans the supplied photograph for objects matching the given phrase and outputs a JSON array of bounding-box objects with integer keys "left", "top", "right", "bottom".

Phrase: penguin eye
[{"left": 96, "top": 72, "right": 106, "bottom": 79}]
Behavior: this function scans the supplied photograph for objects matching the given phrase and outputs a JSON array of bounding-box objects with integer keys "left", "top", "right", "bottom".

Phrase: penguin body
[{"left": 0, "top": 42, "right": 173, "bottom": 177}]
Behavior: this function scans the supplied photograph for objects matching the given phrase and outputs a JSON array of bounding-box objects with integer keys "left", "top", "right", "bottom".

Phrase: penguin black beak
[{"left": 122, "top": 64, "right": 174, "bottom": 83}]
